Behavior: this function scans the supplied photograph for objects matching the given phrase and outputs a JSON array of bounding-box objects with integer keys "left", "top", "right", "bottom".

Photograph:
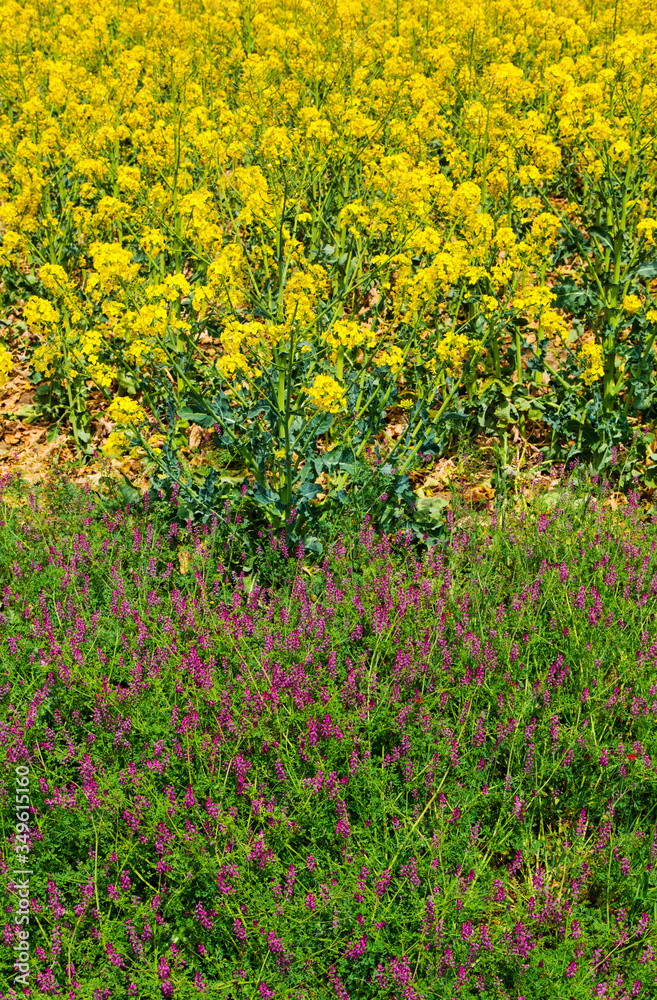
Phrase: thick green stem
[
  {"left": 515, "top": 328, "right": 523, "bottom": 386},
  {"left": 283, "top": 330, "right": 296, "bottom": 507},
  {"left": 62, "top": 315, "right": 82, "bottom": 455},
  {"left": 489, "top": 323, "right": 501, "bottom": 378}
]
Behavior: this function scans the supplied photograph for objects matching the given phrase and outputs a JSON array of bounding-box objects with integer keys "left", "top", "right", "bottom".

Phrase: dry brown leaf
[
  {"left": 426, "top": 458, "right": 457, "bottom": 486},
  {"left": 189, "top": 424, "right": 203, "bottom": 450},
  {"left": 465, "top": 485, "right": 495, "bottom": 504},
  {"left": 603, "top": 493, "right": 628, "bottom": 511},
  {"left": 97, "top": 416, "right": 114, "bottom": 438}
]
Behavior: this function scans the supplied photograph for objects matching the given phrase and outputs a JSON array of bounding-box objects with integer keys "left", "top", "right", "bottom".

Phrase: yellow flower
[
  {"left": 448, "top": 181, "right": 482, "bottom": 217},
  {"left": 86, "top": 361, "right": 114, "bottom": 389},
  {"left": 528, "top": 213, "right": 560, "bottom": 252},
  {"left": 102, "top": 431, "right": 131, "bottom": 458},
  {"left": 216, "top": 350, "right": 254, "bottom": 381},
  {"left": 541, "top": 309, "right": 570, "bottom": 342},
  {"left": 260, "top": 126, "right": 294, "bottom": 161},
  {"left": 24, "top": 297, "right": 60, "bottom": 329},
  {"left": 162, "top": 273, "right": 191, "bottom": 302},
  {"left": 107, "top": 397, "right": 146, "bottom": 425},
  {"left": 623, "top": 294, "right": 642, "bottom": 315},
  {"left": 125, "top": 339, "right": 153, "bottom": 366},
  {"left": 140, "top": 228, "right": 167, "bottom": 256},
  {"left": 88, "top": 243, "right": 139, "bottom": 294},
  {"left": 31, "top": 342, "right": 57, "bottom": 376},
  {"left": 0, "top": 230, "right": 24, "bottom": 266},
  {"left": 481, "top": 295, "right": 500, "bottom": 317},
  {"left": 637, "top": 218, "right": 657, "bottom": 247},
  {"left": 325, "top": 319, "right": 375, "bottom": 351},
  {"left": 513, "top": 286, "right": 555, "bottom": 316},
  {"left": 0, "top": 346, "right": 13, "bottom": 388},
  {"left": 376, "top": 345, "right": 405, "bottom": 373},
  {"left": 578, "top": 342, "right": 604, "bottom": 386},
  {"left": 38, "top": 264, "right": 71, "bottom": 296},
  {"left": 436, "top": 331, "right": 470, "bottom": 372},
  {"left": 306, "top": 375, "right": 345, "bottom": 414}
]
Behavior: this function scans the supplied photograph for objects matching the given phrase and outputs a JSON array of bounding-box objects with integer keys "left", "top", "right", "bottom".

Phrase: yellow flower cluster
[
  {"left": 101, "top": 396, "right": 163, "bottom": 459},
  {"left": 578, "top": 342, "right": 605, "bottom": 386},
  {"left": 24, "top": 298, "right": 60, "bottom": 330},
  {"left": 305, "top": 375, "right": 345, "bottom": 414},
  {"left": 0, "top": 345, "right": 13, "bottom": 388},
  {"left": 623, "top": 295, "right": 642, "bottom": 315},
  {"left": 140, "top": 228, "right": 167, "bottom": 256},
  {"left": 637, "top": 219, "right": 657, "bottom": 247},
  {"left": 324, "top": 320, "right": 377, "bottom": 354},
  {"left": 436, "top": 332, "right": 471, "bottom": 372},
  {"left": 106, "top": 397, "right": 147, "bottom": 425},
  {"left": 375, "top": 346, "right": 405, "bottom": 374},
  {"left": 217, "top": 320, "right": 264, "bottom": 377},
  {"left": 87, "top": 243, "right": 139, "bottom": 297}
]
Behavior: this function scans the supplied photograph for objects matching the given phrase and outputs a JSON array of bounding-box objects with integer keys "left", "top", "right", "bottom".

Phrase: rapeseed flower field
[{"left": 0, "top": 0, "right": 657, "bottom": 536}]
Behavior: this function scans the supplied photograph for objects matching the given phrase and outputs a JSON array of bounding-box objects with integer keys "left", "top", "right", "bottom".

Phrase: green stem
[
  {"left": 515, "top": 326, "right": 523, "bottom": 386},
  {"left": 490, "top": 323, "right": 501, "bottom": 377},
  {"left": 62, "top": 315, "right": 82, "bottom": 455},
  {"left": 283, "top": 328, "right": 297, "bottom": 507}
]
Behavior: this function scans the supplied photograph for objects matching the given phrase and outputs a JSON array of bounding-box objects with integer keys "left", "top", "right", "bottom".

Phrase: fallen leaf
[
  {"left": 465, "top": 485, "right": 495, "bottom": 504},
  {"left": 603, "top": 493, "right": 628, "bottom": 511},
  {"left": 97, "top": 416, "right": 114, "bottom": 439},
  {"left": 189, "top": 424, "right": 203, "bottom": 450},
  {"left": 424, "top": 458, "right": 457, "bottom": 488}
]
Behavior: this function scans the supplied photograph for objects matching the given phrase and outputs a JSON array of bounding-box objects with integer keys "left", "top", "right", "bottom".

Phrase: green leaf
[
  {"left": 304, "top": 536, "right": 323, "bottom": 556},
  {"left": 177, "top": 407, "right": 216, "bottom": 428},
  {"left": 298, "top": 481, "right": 323, "bottom": 499},
  {"left": 553, "top": 278, "right": 593, "bottom": 313},
  {"left": 116, "top": 372, "right": 138, "bottom": 395},
  {"left": 217, "top": 475, "right": 247, "bottom": 486},
  {"left": 635, "top": 261, "right": 657, "bottom": 280},
  {"left": 251, "top": 481, "right": 280, "bottom": 507},
  {"left": 413, "top": 496, "right": 450, "bottom": 526},
  {"left": 495, "top": 399, "right": 517, "bottom": 421},
  {"left": 588, "top": 225, "right": 615, "bottom": 253},
  {"left": 118, "top": 479, "right": 141, "bottom": 506},
  {"left": 13, "top": 404, "right": 39, "bottom": 421},
  {"left": 435, "top": 410, "right": 469, "bottom": 425}
]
